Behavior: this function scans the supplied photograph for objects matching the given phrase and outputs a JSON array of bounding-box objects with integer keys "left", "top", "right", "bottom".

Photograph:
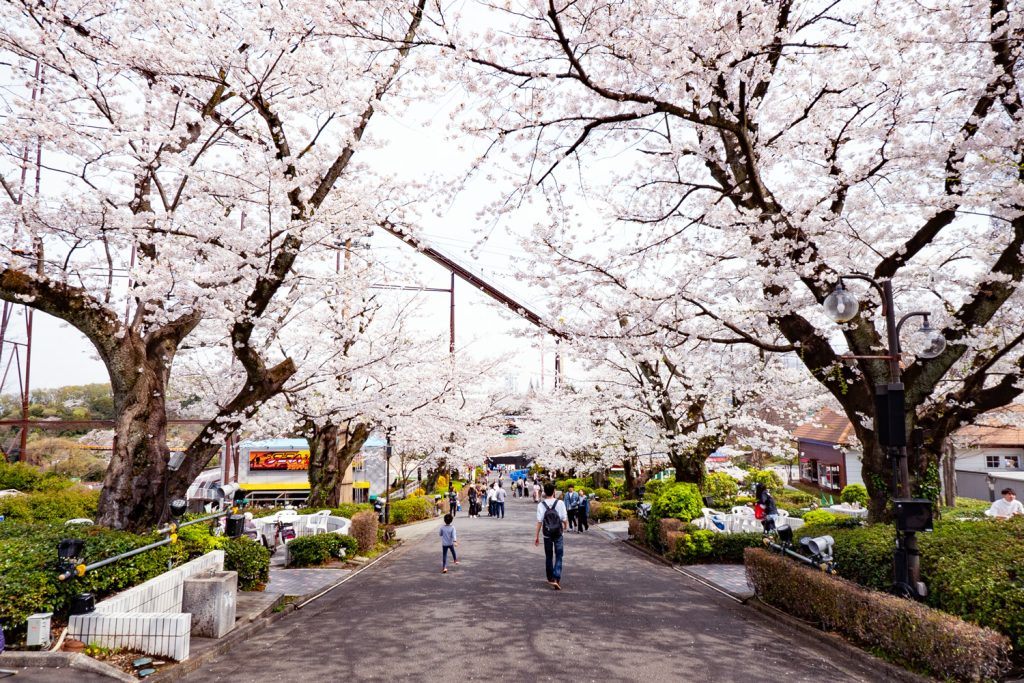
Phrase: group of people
[
  {"left": 437, "top": 477, "right": 593, "bottom": 590},
  {"left": 464, "top": 481, "right": 506, "bottom": 518},
  {"left": 562, "top": 485, "right": 590, "bottom": 532}
]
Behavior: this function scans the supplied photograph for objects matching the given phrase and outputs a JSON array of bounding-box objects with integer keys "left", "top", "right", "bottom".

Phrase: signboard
[{"left": 248, "top": 450, "right": 310, "bottom": 471}]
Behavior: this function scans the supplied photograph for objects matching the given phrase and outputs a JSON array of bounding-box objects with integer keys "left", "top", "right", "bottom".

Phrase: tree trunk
[
  {"left": 308, "top": 421, "right": 371, "bottom": 508},
  {"left": 941, "top": 439, "right": 957, "bottom": 507},
  {"left": 623, "top": 456, "right": 639, "bottom": 499},
  {"left": 95, "top": 338, "right": 177, "bottom": 530}
]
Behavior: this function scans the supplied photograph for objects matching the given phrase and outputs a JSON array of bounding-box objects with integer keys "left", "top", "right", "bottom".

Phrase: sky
[{"left": 0, "top": 103, "right": 582, "bottom": 394}]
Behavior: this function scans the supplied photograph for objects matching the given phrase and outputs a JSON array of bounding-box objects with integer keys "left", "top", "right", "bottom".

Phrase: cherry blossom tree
[
  {"left": 440, "top": 0, "right": 1024, "bottom": 518},
  {"left": 0, "top": 0, "right": 427, "bottom": 529}
]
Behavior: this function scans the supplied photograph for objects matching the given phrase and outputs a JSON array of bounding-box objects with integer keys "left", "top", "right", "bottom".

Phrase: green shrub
[
  {"left": 287, "top": 534, "right": 351, "bottom": 567},
  {"left": 222, "top": 536, "right": 270, "bottom": 591},
  {"left": 941, "top": 497, "right": 992, "bottom": 520},
  {"left": 350, "top": 511, "right": 378, "bottom": 553},
  {"left": 667, "top": 528, "right": 714, "bottom": 563},
  {"left": 642, "top": 480, "right": 665, "bottom": 500},
  {"left": 589, "top": 501, "right": 634, "bottom": 522},
  {"left": 701, "top": 472, "right": 739, "bottom": 503},
  {"left": 593, "top": 487, "right": 613, "bottom": 500},
  {"left": 651, "top": 482, "right": 703, "bottom": 523},
  {"left": 666, "top": 529, "right": 763, "bottom": 565},
  {"left": 776, "top": 490, "right": 815, "bottom": 508},
  {"left": 745, "top": 548, "right": 1012, "bottom": 682},
  {"left": 315, "top": 503, "right": 372, "bottom": 519},
  {"left": 801, "top": 509, "right": 840, "bottom": 526},
  {"left": 0, "top": 522, "right": 175, "bottom": 641},
  {"left": 839, "top": 484, "right": 869, "bottom": 507},
  {"left": 744, "top": 469, "right": 783, "bottom": 493},
  {"left": 388, "top": 497, "right": 433, "bottom": 525},
  {"left": 618, "top": 500, "right": 640, "bottom": 511},
  {"left": 0, "top": 461, "right": 43, "bottom": 491},
  {"left": 0, "top": 488, "right": 100, "bottom": 523}
]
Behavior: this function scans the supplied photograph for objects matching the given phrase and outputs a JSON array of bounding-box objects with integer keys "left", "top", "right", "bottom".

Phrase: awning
[
  {"left": 240, "top": 483, "right": 310, "bottom": 491},
  {"left": 352, "top": 481, "right": 370, "bottom": 489}
]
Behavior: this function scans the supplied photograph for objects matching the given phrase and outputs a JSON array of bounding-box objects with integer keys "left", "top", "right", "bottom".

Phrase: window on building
[
  {"left": 1006, "top": 455, "right": 1021, "bottom": 470},
  {"left": 353, "top": 488, "right": 368, "bottom": 504},
  {"left": 801, "top": 460, "right": 817, "bottom": 481},
  {"left": 987, "top": 455, "right": 1001, "bottom": 469},
  {"left": 818, "top": 464, "right": 842, "bottom": 491}
]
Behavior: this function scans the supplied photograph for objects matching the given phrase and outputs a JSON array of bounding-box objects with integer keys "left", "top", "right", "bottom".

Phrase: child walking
[{"left": 439, "top": 513, "right": 459, "bottom": 573}]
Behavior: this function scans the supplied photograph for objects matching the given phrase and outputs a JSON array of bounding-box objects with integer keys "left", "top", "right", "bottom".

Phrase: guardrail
[{"left": 58, "top": 508, "right": 234, "bottom": 581}]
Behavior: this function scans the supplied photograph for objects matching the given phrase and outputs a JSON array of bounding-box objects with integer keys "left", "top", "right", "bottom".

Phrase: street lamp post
[{"left": 823, "top": 274, "right": 946, "bottom": 600}]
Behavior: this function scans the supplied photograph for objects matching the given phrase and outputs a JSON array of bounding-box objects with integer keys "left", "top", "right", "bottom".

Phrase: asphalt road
[{"left": 182, "top": 496, "right": 889, "bottom": 682}]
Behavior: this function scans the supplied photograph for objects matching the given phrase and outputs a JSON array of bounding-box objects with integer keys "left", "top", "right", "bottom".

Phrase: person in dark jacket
[{"left": 755, "top": 482, "right": 779, "bottom": 532}]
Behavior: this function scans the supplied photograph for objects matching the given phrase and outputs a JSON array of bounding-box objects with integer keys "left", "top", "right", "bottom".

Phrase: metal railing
[{"left": 58, "top": 509, "right": 234, "bottom": 581}]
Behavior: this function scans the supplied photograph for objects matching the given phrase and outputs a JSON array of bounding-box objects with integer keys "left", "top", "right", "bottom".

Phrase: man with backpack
[{"left": 534, "top": 482, "right": 568, "bottom": 589}]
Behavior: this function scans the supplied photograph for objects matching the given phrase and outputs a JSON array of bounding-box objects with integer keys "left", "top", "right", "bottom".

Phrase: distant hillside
[{"left": 0, "top": 383, "right": 114, "bottom": 422}]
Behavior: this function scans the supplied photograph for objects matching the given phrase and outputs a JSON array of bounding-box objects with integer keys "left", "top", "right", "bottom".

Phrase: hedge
[
  {"left": 589, "top": 500, "right": 635, "bottom": 522},
  {"left": 222, "top": 536, "right": 271, "bottom": 591},
  {"left": 350, "top": 511, "right": 378, "bottom": 553},
  {"left": 388, "top": 497, "right": 433, "bottom": 525},
  {"left": 0, "top": 461, "right": 74, "bottom": 492},
  {"left": 0, "top": 488, "right": 100, "bottom": 523},
  {"left": 287, "top": 534, "right": 358, "bottom": 567},
  {"left": 0, "top": 518, "right": 274, "bottom": 643},
  {"left": 745, "top": 548, "right": 1011, "bottom": 682},
  {"left": 666, "top": 529, "right": 763, "bottom": 565},
  {"left": 798, "top": 517, "right": 1024, "bottom": 652},
  {"left": 0, "top": 522, "right": 176, "bottom": 642},
  {"left": 650, "top": 482, "right": 702, "bottom": 522}
]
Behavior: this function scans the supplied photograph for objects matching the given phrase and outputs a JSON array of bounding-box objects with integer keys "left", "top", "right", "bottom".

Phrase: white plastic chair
[
  {"left": 306, "top": 510, "right": 331, "bottom": 535},
  {"left": 701, "top": 507, "right": 730, "bottom": 533}
]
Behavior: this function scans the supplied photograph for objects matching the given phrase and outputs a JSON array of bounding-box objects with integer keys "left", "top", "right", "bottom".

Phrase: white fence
[{"left": 68, "top": 550, "right": 225, "bottom": 661}]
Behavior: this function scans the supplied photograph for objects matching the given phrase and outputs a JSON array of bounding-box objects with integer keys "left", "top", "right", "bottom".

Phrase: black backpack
[{"left": 542, "top": 500, "right": 562, "bottom": 538}]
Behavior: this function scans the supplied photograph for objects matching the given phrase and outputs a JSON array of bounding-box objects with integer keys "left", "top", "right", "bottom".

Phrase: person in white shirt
[
  {"left": 988, "top": 488, "right": 1024, "bottom": 519},
  {"left": 495, "top": 483, "right": 507, "bottom": 518}
]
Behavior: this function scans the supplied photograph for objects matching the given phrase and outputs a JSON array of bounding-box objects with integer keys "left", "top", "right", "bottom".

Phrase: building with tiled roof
[{"left": 793, "top": 408, "right": 863, "bottom": 494}]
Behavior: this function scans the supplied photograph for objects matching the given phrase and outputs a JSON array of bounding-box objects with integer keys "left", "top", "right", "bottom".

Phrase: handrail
[{"left": 58, "top": 508, "right": 234, "bottom": 581}]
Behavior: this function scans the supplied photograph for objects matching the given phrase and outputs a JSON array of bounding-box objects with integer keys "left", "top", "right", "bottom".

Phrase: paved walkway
[{"left": 182, "top": 497, "right": 890, "bottom": 682}]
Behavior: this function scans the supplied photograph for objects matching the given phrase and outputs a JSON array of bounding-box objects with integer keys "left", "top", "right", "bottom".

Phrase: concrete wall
[
  {"left": 68, "top": 550, "right": 225, "bottom": 661},
  {"left": 955, "top": 469, "right": 1024, "bottom": 501}
]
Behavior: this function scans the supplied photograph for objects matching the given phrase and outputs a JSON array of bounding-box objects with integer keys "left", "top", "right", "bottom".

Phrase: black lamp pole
[{"left": 827, "top": 274, "right": 941, "bottom": 599}]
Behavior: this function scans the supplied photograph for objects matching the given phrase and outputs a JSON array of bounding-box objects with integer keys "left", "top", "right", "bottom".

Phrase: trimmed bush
[
  {"left": 840, "top": 483, "right": 869, "bottom": 507},
  {"left": 745, "top": 548, "right": 1011, "bottom": 682},
  {"left": 589, "top": 501, "right": 634, "bottom": 522},
  {"left": 350, "top": 510, "right": 378, "bottom": 553},
  {"left": 941, "top": 497, "right": 992, "bottom": 520},
  {"left": 0, "top": 488, "right": 99, "bottom": 523},
  {"left": 287, "top": 534, "right": 357, "bottom": 567},
  {"left": 388, "top": 497, "right": 433, "bottom": 525},
  {"left": 701, "top": 471, "right": 739, "bottom": 503},
  {"left": 651, "top": 482, "right": 702, "bottom": 523},
  {"left": 0, "top": 522, "right": 178, "bottom": 640},
  {"left": 618, "top": 500, "right": 640, "bottom": 511},
  {"left": 800, "top": 509, "right": 840, "bottom": 526},
  {"left": 744, "top": 469, "right": 783, "bottom": 493},
  {"left": 223, "top": 536, "right": 271, "bottom": 591},
  {"left": 593, "top": 487, "right": 613, "bottom": 500},
  {"left": 642, "top": 479, "right": 665, "bottom": 500},
  {"left": 776, "top": 490, "right": 814, "bottom": 508},
  {"left": 666, "top": 529, "right": 762, "bottom": 565},
  {"left": 658, "top": 518, "right": 684, "bottom": 548},
  {"left": 627, "top": 517, "right": 645, "bottom": 542}
]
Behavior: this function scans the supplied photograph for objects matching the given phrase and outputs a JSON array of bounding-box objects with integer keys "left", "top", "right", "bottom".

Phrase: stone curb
[
  {"left": 148, "top": 541, "right": 403, "bottom": 682},
  {"left": 0, "top": 651, "right": 137, "bottom": 682}
]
